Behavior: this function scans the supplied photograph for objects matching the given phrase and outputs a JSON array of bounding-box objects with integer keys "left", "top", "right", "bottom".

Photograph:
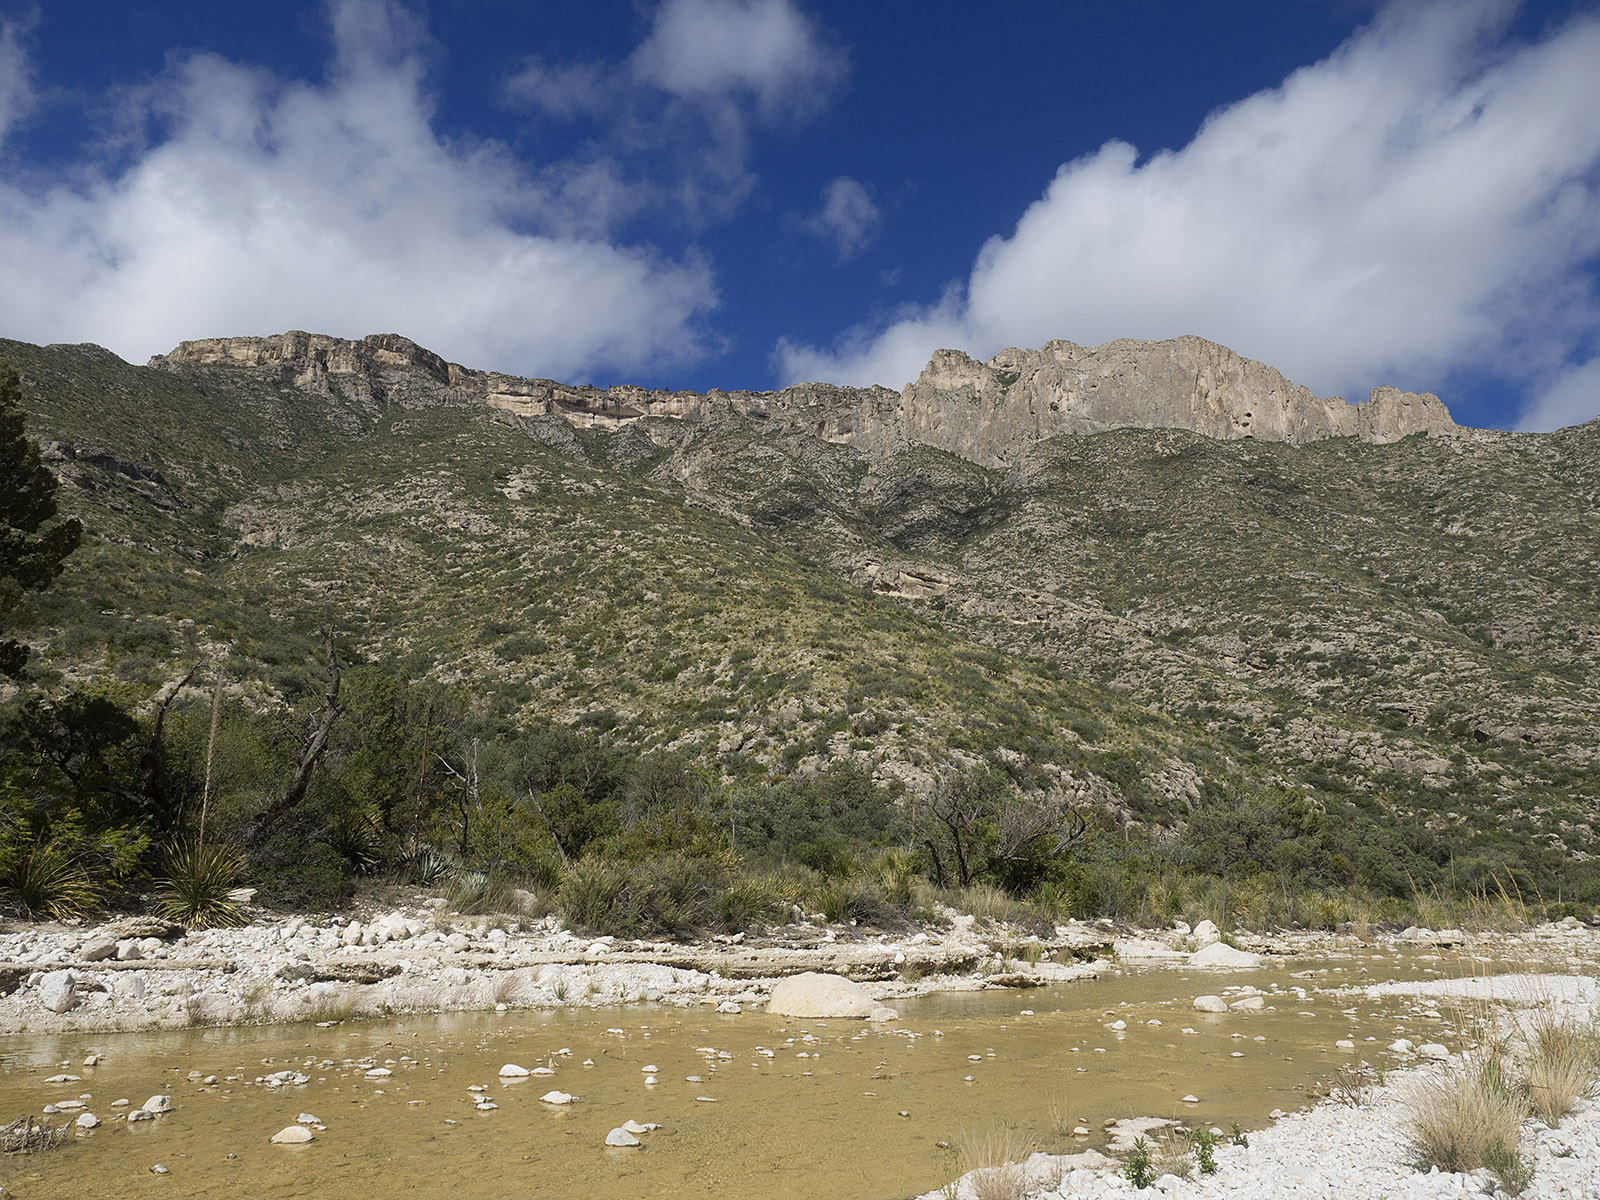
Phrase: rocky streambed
[{"left": 3, "top": 904, "right": 1599, "bottom": 1199}]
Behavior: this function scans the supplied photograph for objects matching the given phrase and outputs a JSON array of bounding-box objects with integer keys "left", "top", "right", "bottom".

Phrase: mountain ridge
[{"left": 149, "top": 330, "right": 1462, "bottom": 466}]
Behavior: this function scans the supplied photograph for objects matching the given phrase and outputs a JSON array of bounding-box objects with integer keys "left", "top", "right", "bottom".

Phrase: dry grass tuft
[
  {"left": 956, "top": 1123, "right": 1036, "bottom": 1200},
  {"left": 1150, "top": 1135, "right": 1195, "bottom": 1181},
  {"left": 1524, "top": 1012, "right": 1598, "bottom": 1127},
  {"left": 1404, "top": 1053, "right": 1526, "bottom": 1179}
]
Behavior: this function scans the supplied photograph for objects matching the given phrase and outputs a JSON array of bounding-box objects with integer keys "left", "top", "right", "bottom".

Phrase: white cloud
[
  {"left": 0, "top": 0, "right": 717, "bottom": 379},
  {"left": 631, "top": 0, "right": 844, "bottom": 122},
  {"left": 801, "top": 176, "right": 879, "bottom": 261},
  {"left": 506, "top": 0, "right": 846, "bottom": 229},
  {"left": 778, "top": 0, "right": 1600, "bottom": 412},
  {"left": 1519, "top": 358, "right": 1600, "bottom": 431},
  {"left": 0, "top": 7, "right": 37, "bottom": 148}
]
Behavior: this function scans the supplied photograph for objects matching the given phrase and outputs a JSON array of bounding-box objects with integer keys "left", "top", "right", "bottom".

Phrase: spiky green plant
[
  {"left": 155, "top": 841, "right": 249, "bottom": 928},
  {"left": 8, "top": 841, "right": 99, "bottom": 919}
]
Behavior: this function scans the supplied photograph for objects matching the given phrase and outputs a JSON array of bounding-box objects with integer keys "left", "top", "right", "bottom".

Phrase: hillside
[{"left": 2, "top": 331, "right": 1597, "bottom": 902}]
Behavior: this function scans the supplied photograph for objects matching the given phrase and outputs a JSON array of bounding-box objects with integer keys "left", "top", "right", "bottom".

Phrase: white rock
[
  {"left": 270, "top": 1125, "right": 315, "bottom": 1144},
  {"left": 716, "top": 1000, "right": 741, "bottom": 1014},
  {"left": 539, "top": 1091, "right": 574, "bottom": 1105},
  {"left": 1336, "top": 1039, "right": 1356, "bottom": 1050},
  {"left": 498, "top": 1064, "right": 530, "bottom": 1077},
  {"left": 1229, "top": 995, "right": 1265, "bottom": 1011},
  {"left": 605, "top": 1127, "right": 641, "bottom": 1147},
  {"left": 44, "top": 1074, "right": 80, "bottom": 1084},
  {"left": 766, "top": 972, "right": 877, "bottom": 1019},
  {"left": 1192, "top": 919, "right": 1221, "bottom": 946},
  {"left": 79, "top": 934, "right": 117, "bottom": 962},
  {"left": 621, "top": 1119, "right": 658, "bottom": 1134},
  {"left": 365, "top": 1067, "right": 393, "bottom": 1078},
  {"left": 39, "top": 970, "right": 77, "bottom": 1014},
  {"left": 76, "top": 1112, "right": 100, "bottom": 1129},
  {"left": 1418, "top": 1043, "right": 1451, "bottom": 1060},
  {"left": 143, "top": 1095, "right": 173, "bottom": 1113},
  {"left": 1389, "top": 1039, "right": 1415, "bottom": 1054},
  {"left": 1190, "top": 942, "right": 1261, "bottom": 968},
  {"left": 1192, "top": 995, "right": 1228, "bottom": 1013},
  {"left": 296, "top": 1113, "right": 322, "bottom": 1125}
]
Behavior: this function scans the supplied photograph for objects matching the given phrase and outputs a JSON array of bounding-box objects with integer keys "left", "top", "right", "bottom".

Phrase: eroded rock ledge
[{"left": 150, "top": 331, "right": 1459, "bottom": 467}]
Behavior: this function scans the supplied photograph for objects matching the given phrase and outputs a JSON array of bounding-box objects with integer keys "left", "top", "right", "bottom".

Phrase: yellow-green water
[{"left": 0, "top": 953, "right": 1485, "bottom": 1199}]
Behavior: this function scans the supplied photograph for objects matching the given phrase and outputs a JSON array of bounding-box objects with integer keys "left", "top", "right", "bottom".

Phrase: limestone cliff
[{"left": 152, "top": 330, "right": 1458, "bottom": 466}]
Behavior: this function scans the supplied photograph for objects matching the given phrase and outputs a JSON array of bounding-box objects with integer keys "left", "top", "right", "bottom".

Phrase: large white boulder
[
  {"left": 766, "top": 972, "right": 877, "bottom": 1018},
  {"left": 39, "top": 970, "right": 77, "bottom": 1014},
  {"left": 1192, "top": 995, "right": 1228, "bottom": 1013},
  {"left": 1188, "top": 941, "right": 1260, "bottom": 968},
  {"left": 1191, "top": 919, "right": 1221, "bottom": 947}
]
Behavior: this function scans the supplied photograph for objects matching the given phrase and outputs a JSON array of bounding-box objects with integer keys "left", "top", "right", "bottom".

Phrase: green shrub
[{"left": 557, "top": 853, "right": 732, "bottom": 938}]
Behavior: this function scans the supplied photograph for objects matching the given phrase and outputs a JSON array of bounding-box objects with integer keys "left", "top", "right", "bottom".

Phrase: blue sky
[{"left": 1, "top": 1, "right": 1598, "bottom": 430}]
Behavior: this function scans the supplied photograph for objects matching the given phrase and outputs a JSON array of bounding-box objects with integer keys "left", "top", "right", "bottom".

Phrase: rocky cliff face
[{"left": 153, "top": 330, "right": 1458, "bottom": 465}]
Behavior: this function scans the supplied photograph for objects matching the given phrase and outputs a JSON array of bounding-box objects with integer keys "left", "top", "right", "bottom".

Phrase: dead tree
[
  {"left": 243, "top": 629, "right": 343, "bottom": 846},
  {"left": 135, "top": 661, "right": 202, "bottom": 835}
]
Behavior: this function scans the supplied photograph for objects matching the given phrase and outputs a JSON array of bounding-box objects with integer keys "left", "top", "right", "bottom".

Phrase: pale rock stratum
[{"left": 152, "top": 331, "right": 1458, "bottom": 467}]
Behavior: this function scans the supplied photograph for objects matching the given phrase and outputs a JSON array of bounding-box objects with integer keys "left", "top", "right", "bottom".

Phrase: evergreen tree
[{"left": 0, "top": 364, "right": 82, "bottom": 674}]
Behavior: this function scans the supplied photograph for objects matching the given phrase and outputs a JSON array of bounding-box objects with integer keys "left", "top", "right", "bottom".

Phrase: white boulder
[
  {"left": 39, "top": 970, "right": 77, "bottom": 1014},
  {"left": 766, "top": 972, "right": 877, "bottom": 1019},
  {"left": 1189, "top": 942, "right": 1260, "bottom": 968},
  {"left": 1192, "top": 995, "right": 1228, "bottom": 1013}
]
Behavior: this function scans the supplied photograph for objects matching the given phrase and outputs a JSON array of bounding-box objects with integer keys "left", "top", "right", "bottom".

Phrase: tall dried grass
[
  {"left": 955, "top": 1123, "right": 1036, "bottom": 1200},
  {"left": 1524, "top": 1011, "right": 1599, "bottom": 1126},
  {"left": 1404, "top": 1055, "right": 1525, "bottom": 1176}
]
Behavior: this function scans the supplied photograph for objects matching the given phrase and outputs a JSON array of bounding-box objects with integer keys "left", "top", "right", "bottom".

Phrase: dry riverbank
[{"left": 3, "top": 895, "right": 1598, "bottom": 1038}]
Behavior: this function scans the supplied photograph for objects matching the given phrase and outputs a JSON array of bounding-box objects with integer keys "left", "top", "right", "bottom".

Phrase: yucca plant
[
  {"left": 8, "top": 841, "right": 99, "bottom": 919},
  {"left": 155, "top": 841, "right": 250, "bottom": 929}
]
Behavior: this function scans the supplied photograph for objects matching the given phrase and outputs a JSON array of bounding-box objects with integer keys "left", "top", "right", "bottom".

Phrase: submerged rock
[{"left": 270, "top": 1125, "right": 314, "bottom": 1144}]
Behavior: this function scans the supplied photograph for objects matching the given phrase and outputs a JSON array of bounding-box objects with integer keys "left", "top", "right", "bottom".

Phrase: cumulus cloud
[
  {"left": 631, "top": 0, "right": 844, "bottom": 122},
  {"left": 506, "top": 0, "right": 846, "bottom": 227},
  {"left": 1519, "top": 358, "right": 1600, "bottom": 431},
  {"left": 800, "top": 176, "right": 880, "bottom": 261},
  {"left": 0, "top": 0, "right": 717, "bottom": 379},
  {"left": 778, "top": 0, "right": 1600, "bottom": 416}
]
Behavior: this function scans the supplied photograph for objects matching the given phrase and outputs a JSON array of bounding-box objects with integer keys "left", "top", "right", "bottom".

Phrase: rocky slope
[{"left": 2, "top": 330, "right": 1595, "bottom": 867}]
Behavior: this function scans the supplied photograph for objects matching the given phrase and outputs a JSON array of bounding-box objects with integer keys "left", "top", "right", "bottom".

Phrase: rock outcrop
[{"left": 151, "top": 330, "right": 1459, "bottom": 465}]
